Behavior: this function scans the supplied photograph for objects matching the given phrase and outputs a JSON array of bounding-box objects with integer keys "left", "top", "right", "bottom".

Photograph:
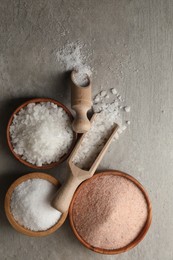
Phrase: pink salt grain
[{"left": 72, "top": 175, "right": 148, "bottom": 250}]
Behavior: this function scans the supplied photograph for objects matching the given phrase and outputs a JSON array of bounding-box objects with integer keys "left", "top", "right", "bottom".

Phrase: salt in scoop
[{"left": 52, "top": 114, "right": 119, "bottom": 213}]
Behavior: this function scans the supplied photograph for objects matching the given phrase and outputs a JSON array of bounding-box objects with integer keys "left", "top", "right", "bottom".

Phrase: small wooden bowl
[
  {"left": 5, "top": 172, "right": 68, "bottom": 237},
  {"left": 69, "top": 170, "right": 152, "bottom": 255},
  {"left": 7, "top": 98, "right": 76, "bottom": 169}
]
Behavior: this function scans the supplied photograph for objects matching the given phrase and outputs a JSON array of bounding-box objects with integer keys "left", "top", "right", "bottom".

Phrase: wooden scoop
[
  {"left": 71, "top": 70, "right": 92, "bottom": 133},
  {"left": 52, "top": 115, "right": 119, "bottom": 213}
]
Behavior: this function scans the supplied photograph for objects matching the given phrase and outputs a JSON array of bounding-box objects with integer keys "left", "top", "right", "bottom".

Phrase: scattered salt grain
[
  {"left": 126, "top": 120, "right": 130, "bottom": 125},
  {"left": 11, "top": 179, "right": 61, "bottom": 231},
  {"left": 111, "top": 88, "right": 117, "bottom": 95},
  {"left": 72, "top": 175, "right": 148, "bottom": 250},
  {"left": 100, "top": 91, "right": 107, "bottom": 97},
  {"left": 10, "top": 102, "right": 74, "bottom": 166},
  {"left": 117, "top": 94, "right": 122, "bottom": 101},
  {"left": 94, "top": 96, "right": 100, "bottom": 103},
  {"left": 124, "top": 106, "right": 131, "bottom": 112}
]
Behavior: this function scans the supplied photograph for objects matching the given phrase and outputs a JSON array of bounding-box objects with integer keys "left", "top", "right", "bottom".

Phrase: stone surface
[{"left": 0, "top": 0, "right": 173, "bottom": 259}]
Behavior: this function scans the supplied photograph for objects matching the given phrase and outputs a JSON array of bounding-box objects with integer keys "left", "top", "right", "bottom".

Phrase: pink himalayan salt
[{"left": 72, "top": 175, "right": 148, "bottom": 250}]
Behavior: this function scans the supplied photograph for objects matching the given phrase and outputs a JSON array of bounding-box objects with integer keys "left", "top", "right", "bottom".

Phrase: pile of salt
[{"left": 11, "top": 179, "right": 61, "bottom": 231}]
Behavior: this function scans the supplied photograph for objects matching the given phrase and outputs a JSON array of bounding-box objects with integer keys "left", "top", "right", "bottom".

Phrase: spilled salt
[
  {"left": 73, "top": 72, "right": 90, "bottom": 87},
  {"left": 10, "top": 102, "right": 74, "bottom": 166},
  {"left": 56, "top": 42, "right": 92, "bottom": 86},
  {"left": 72, "top": 174, "right": 148, "bottom": 250},
  {"left": 11, "top": 179, "right": 61, "bottom": 231},
  {"left": 73, "top": 88, "right": 130, "bottom": 169}
]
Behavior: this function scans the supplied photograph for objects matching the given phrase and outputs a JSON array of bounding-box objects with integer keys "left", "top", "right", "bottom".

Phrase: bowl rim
[
  {"left": 69, "top": 170, "right": 152, "bottom": 255},
  {"left": 4, "top": 172, "right": 68, "bottom": 237},
  {"left": 6, "top": 98, "right": 77, "bottom": 169}
]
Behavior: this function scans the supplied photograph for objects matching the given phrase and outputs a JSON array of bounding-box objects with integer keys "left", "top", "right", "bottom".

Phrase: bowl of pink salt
[
  {"left": 5, "top": 172, "right": 68, "bottom": 237},
  {"left": 7, "top": 98, "right": 76, "bottom": 169},
  {"left": 69, "top": 170, "right": 152, "bottom": 255}
]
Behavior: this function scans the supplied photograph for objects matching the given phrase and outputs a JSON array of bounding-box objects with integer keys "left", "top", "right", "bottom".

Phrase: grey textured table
[{"left": 0, "top": 0, "right": 172, "bottom": 259}]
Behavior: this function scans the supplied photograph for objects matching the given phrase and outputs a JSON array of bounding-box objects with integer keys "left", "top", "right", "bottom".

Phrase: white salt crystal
[
  {"left": 11, "top": 179, "right": 61, "bottom": 231},
  {"left": 100, "top": 91, "right": 107, "bottom": 97},
  {"left": 111, "top": 88, "right": 117, "bottom": 95},
  {"left": 94, "top": 96, "right": 100, "bottom": 103},
  {"left": 126, "top": 120, "right": 130, "bottom": 125},
  {"left": 117, "top": 94, "right": 122, "bottom": 101},
  {"left": 124, "top": 106, "right": 131, "bottom": 112},
  {"left": 121, "top": 125, "right": 127, "bottom": 131},
  {"left": 10, "top": 102, "right": 74, "bottom": 166}
]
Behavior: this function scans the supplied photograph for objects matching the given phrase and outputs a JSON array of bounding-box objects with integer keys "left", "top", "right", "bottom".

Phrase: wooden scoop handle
[
  {"left": 52, "top": 175, "right": 83, "bottom": 213},
  {"left": 71, "top": 70, "right": 92, "bottom": 133},
  {"left": 72, "top": 107, "right": 91, "bottom": 133}
]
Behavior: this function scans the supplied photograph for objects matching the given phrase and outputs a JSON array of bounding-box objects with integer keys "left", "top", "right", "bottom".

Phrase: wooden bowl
[
  {"left": 69, "top": 170, "right": 152, "bottom": 255},
  {"left": 7, "top": 98, "right": 76, "bottom": 169},
  {"left": 4, "top": 172, "right": 68, "bottom": 237}
]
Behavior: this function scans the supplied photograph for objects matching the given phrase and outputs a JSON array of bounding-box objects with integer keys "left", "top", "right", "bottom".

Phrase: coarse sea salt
[
  {"left": 73, "top": 72, "right": 90, "bottom": 87},
  {"left": 11, "top": 179, "right": 61, "bottom": 231},
  {"left": 73, "top": 88, "right": 130, "bottom": 169},
  {"left": 10, "top": 102, "right": 74, "bottom": 166}
]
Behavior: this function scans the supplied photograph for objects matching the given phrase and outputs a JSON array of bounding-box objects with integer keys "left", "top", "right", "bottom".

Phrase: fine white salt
[
  {"left": 10, "top": 102, "right": 74, "bottom": 166},
  {"left": 100, "top": 91, "right": 107, "bottom": 97},
  {"left": 56, "top": 42, "right": 92, "bottom": 86},
  {"left": 11, "top": 179, "right": 61, "bottom": 231}
]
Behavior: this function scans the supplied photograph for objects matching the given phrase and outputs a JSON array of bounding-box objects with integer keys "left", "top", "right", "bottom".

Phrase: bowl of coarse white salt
[
  {"left": 7, "top": 98, "right": 76, "bottom": 169},
  {"left": 5, "top": 172, "right": 68, "bottom": 236}
]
